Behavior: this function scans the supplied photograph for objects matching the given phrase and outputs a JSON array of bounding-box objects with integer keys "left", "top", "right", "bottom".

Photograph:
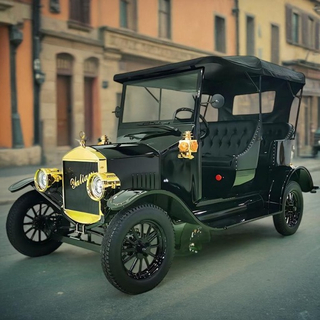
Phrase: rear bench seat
[
  {"left": 201, "top": 120, "right": 261, "bottom": 170},
  {"left": 259, "top": 122, "right": 294, "bottom": 166}
]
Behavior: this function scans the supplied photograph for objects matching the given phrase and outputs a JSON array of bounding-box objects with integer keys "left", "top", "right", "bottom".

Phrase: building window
[
  {"left": 215, "top": 16, "right": 226, "bottom": 53},
  {"left": 159, "top": 0, "right": 171, "bottom": 39},
  {"left": 120, "top": 0, "right": 137, "bottom": 31},
  {"left": 292, "top": 12, "right": 300, "bottom": 44},
  {"left": 69, "top": 0, "right": 90, "bottom": 26},
  {"left": 271, "top": 24, "right": 280, "bottom": 64},
  {"left": 246, "top": 16, "right": 255, "bottom": 55},
  {"left": 308, "top": 16, "right": 315, "bottom": 48}
]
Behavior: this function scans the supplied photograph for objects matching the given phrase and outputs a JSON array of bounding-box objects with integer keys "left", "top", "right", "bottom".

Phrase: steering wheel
[{"left": 173, "top": 107, "right": 209, "bottom": 139}]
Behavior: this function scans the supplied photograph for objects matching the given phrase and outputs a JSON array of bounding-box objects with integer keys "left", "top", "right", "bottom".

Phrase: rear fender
[
  {"left": 107, "top": 189, "right": 201, "bottom": 225},
  {"left": 268, "top": 166, "right": 316, "bottom": 213}
]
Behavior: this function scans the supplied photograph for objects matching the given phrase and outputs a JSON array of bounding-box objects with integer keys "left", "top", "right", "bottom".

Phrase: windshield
[{"left": 122, "top": 70, "right": 201, "bottom": 123}]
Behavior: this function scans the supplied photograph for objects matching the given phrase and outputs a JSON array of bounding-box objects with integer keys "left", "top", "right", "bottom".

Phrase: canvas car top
[{"left": 113, "top": 55, "right": 305, "bottom": 85}]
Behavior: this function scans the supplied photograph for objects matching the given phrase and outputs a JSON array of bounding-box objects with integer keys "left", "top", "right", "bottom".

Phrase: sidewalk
[{"left": 0, "top": 157, "right": 319, "bottom": 206}]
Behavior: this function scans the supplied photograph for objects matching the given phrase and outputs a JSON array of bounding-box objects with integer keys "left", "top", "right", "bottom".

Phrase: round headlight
[
  {"left": 38, "top": 170, "right": 48, "bottom": 190},
  {"left": 87, "top": 173, "right": 104, "bottom": 201},
  {"left": 34, "top": 168, "right": 61, "bottom": 192},
  {"left": 87, "top": 172, "right": 121, "bottom": 201},
  {"left": 35, "top": 169, "right": 49, "bottom": 192}
]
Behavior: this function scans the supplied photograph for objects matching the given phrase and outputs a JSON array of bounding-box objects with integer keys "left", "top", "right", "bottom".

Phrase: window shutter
[
  {"left": 316, "top": 20, "right": 320, "bottom": 50},
  {"left": 286, "top": 5, "right": 292, "bottom": 43},
  {"left": 301, "top": 13, "right": 308, "bottom": 47}
]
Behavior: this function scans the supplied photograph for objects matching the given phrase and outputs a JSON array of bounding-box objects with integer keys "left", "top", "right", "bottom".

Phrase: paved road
[{"left": 0, "top": 172, "right": 319, "bottom": 320}]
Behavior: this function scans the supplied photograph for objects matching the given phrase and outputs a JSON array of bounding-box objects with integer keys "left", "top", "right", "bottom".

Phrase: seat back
[
  {"left": 202, "top": 120, "right": 258, "bottom": 158},
  {"left": 259, "top": 122, "right": 294, "bottom": 166}
]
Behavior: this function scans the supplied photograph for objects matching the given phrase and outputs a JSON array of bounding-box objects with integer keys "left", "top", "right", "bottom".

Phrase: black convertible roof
[{"left": 114, "top": 55, "right": 305, "bottom": 85}]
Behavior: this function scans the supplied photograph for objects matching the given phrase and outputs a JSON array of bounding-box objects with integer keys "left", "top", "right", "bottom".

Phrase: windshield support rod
[
  {"left": 286, "top": 81, "right": 299, "bottom": 98},
  {"left": 145, "top": 87, "right": 159, "bottom": 103},
  {"left": 245, "top": 72, "right": 260, "bottom": 93},
  {"left": 294, "top": 88, "right": 303, "bottom": 139}
]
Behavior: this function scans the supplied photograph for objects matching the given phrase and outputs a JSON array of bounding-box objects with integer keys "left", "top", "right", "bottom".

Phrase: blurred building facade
[
  {"left": 237, "top": 0, "right": 320, "bottom": 155},
  {"left": 0, "top": 0, "right": 319, "bottom": 166},
  {"left": 0, "top": 0, "right": 236, "bottom": 165}
]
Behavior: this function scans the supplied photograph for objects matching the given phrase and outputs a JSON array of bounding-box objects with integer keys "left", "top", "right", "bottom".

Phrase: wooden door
[
  {"left": 57, "top": 75, "right": 71, "bottom": 146},
  {"left": 84, "top": 77, "right": 94, "bottom": 142}
]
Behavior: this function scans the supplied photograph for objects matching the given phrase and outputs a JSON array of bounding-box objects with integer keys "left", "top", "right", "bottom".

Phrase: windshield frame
[{"left": 118, "top": 68, "right": 203, "bottom": 129}]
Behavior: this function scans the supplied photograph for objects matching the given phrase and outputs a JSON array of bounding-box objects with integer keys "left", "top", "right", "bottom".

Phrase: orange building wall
[
  {"left": 16, "top": 20, "right": 34, "bottom": 147},
  {"left": 172, "top": 0, "right": 236, "bottom": 54},
  {"left": 0, "top": 26, "right": 12, "bottom": 148},
  {"left": 138, "top": 0, "right": 158, "bottom": 37},
  {"left": 96, "top": 0, "right": 119, "bottom": 27}
]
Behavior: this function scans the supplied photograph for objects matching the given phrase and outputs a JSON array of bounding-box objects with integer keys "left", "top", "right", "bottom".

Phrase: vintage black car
[{"left": 6, "top": 56, "right": 318, "bottom": 294}]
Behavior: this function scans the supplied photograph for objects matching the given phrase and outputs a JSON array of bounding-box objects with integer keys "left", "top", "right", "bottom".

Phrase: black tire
[
  {"left": 101, "top": 204, "right": 175, "bottom": 294},
  {"left": 273, "top": 181, "right": 303, "bottom": 236},
  {"left": 6, "top": 190, "right": 69, "bottom": 257}
]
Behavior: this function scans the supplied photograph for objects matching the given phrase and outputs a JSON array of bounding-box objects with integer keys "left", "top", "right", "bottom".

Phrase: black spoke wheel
[
  {"left": 101, "top": 204, "right": 175, "bottom": 294},
  {"left": 273, "top": 181, "right": 303, "bottom": 236},
  {"left": 6, "top": 190, "right": 69, "bottom": 257}
]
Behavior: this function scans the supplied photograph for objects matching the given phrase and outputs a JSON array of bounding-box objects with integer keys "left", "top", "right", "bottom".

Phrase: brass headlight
[
  {"left": 34, "top": 168, "right": 62, "bottom": 192},
  {"left": 86, "top": 172, "right": 121, "bottom": 201}
]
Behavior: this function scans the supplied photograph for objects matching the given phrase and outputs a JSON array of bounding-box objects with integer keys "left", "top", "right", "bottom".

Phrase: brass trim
[
  {"left": 178, "top": 131, "right": 198, "bottom": 160},
  {"left": 34, "top": 168, "right": 62, "bottom": 192},
  {"left": 64, "top": 209, "right": 102, "bottom": 225},
  {"left": 86, "top": 172, "right": 121, "bottom": 201},
  {"left": 62, "top": 146, "right": 107, "bottom": 224}
]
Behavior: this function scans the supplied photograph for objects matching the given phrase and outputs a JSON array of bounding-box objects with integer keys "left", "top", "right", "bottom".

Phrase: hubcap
[{"left": 121, "top": 221, "right": 166, "bottom": 280}]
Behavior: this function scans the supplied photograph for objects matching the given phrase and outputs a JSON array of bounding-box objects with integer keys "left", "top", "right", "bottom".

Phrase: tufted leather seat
[
  {"left": 259, "top": 122, "right": 294, "bottom": 166},
  {"left": 201, "top": 120, "right": 260, "bottom": 169}
]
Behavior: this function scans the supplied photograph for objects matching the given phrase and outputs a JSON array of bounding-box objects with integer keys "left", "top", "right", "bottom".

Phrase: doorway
[
  {"left": 84, "top": 77, "right": 94, "bottom": 143},
  {"left": 57, "top": 75, "right": 71, "bottom": 146}
]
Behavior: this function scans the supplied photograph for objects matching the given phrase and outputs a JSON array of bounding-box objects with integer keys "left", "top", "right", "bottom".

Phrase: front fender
[
  {"left": 107, "top": 189, "right": 202, "bottom": 225},
  {"left": 9, "top": 177, "right": 34, "bottom": 193}
]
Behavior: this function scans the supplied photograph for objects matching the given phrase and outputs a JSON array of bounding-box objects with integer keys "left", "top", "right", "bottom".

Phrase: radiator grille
[{"left": 63, "top": 161, "right": 99, "bottom": 215}]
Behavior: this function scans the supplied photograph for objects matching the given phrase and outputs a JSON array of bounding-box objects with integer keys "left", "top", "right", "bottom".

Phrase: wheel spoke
[
  {"left": 125, "top": 237, "right": 136, "bottom": 246},
  {"left": 41, "top": 205, "right": 49, "bottom": 217},
  {"left": 145, "top": 224, "right": 151, "bottom": 236},
  {"left": 38, "top": 230, "right": 42, "bottom": 242},
  {"left": 32, "top": 207, "right": 38, "bottom": 217},
  {"left": 148, "top": 251, "right": 156, "bottom": 258},
  {"left": 123, "top": 254, "right": 134, "bottom": 264},
  {"left": 129, "top": 258, "right": 138, "bottom": 272},
  {"left": 25, "top": 213, "right": 34, "bottom": 219},
  {"left": 144, "top": 256, "right": 150, "bottom": 268},
  {"left": 131, "top": 228, "right": 140, "bottom": 241},
  {"left": 30, "top": 229, "right": 37, "bottom": 241},
  {"left": 25, "top": 226, "right": 34, "bottom": 235},
  {"left": 23, "top": 222, "right": 33, "bottom": 226},
  {"left": 138, "top": 258, "right": 143, "bottom": 273},
  {"left": 146, "top": 231, "right": 158, "bottom": 243},
  {"left": 140, "top": 223, "right": 144, "bottom": 236},
  {"left": 122, "top": 247, "right": 135, "bottom": 253}
]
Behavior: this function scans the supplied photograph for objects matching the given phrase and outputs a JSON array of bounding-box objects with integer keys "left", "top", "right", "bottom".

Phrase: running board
[{"left": 194, "top": 193, "right": 268, "bottom": 229}]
